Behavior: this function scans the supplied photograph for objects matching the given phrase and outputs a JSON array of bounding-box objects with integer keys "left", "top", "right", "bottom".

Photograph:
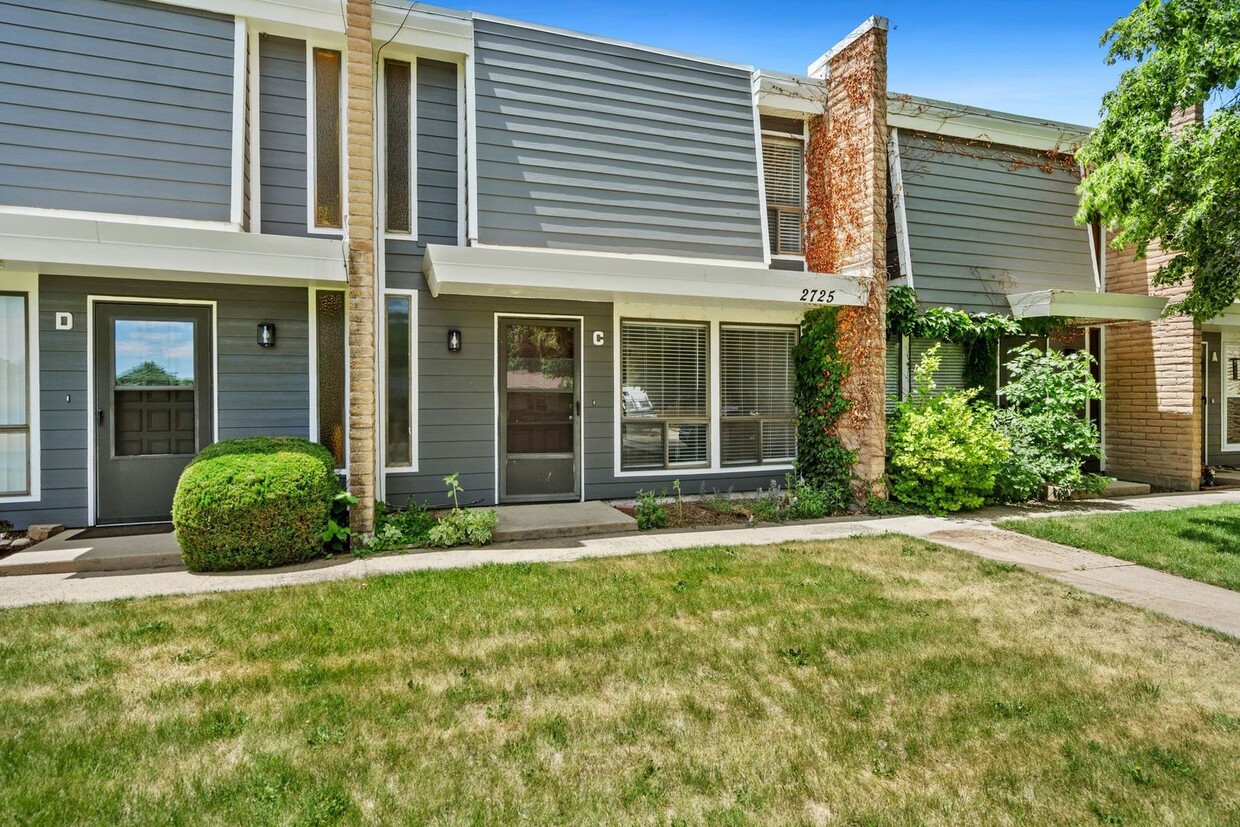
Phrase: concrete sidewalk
[{"left": 2, "top": 489, "right": 1239, "bottom": 638}]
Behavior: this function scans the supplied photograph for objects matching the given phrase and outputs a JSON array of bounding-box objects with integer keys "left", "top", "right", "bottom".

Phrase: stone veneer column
[
  {"left": 345, "top": 0, "right": 377, "bottom": 533},
  {"left": 805, "top": 18, "right": 889, "bottom": 503}
]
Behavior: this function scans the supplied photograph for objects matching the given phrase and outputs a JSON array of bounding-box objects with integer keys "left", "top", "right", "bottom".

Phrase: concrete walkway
[{"left": 2, "top": 489, "right": 1240, "bottom": 638}]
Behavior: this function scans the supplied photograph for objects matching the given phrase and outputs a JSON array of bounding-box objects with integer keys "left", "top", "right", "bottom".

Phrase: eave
[{"left": 1007, "top": 290, "right": 1168, "bottom": 322}]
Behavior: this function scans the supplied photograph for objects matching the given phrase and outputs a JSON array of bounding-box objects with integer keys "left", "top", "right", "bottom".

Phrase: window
[
  {"left": 383, "top": 59, "right": 414, "bottom": 235},
  {"left": 620, "top": 322, "right": 709, "bottom": 470},
  {"left": 385, "top": 294, "right": 414, "bottom": 467},
  {"left": 885, "top": 336, "right": 902, "bottom": 413},
  {"left": 763, "top": 137, "right": 804, "bottom": 256},
  {"left": 909, "top": 338, "right": 967, "bottom": 392},
  {"left": 312, "top": 47, "right": 343, "bottom": 230},
  {"left": 720, "top": 325, "right": 797, "bottom": 466},
  {"left": 315, "top": 291, "right": 346, "bottom": 468},
  {"left": 1225, "top": 335, "right": 1240, "bottom": 450},
  {"left": 0, "top": 293, "right": 29, "bottom": 496}
]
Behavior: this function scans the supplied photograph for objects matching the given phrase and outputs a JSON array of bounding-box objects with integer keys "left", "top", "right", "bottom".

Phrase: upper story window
[
  {"left": 382, "top": 59, "right": 415, "bottom": 237},
  {"left": 311, "top": 47, "right": 343, "bottom": 231},
  {"left": 763, "top": 136, "right": 805, "bottom": 257}
]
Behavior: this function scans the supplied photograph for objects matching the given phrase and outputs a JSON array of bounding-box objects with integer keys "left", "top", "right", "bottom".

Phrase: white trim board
[
  {"left": 1006, "top": 290, "right": 1168, "bottom": 322},
  {"left": 0, "top": 272, "right": 41, "bottom": 505},
  {"left": 887, "top": 127, "right": 914, "bottom": 288},
  {"left": 230, "top": 17, "right": 248, "bottom": 228},
  {"left": 888, "top": 93, "right": 1090, "bottom": 153}
]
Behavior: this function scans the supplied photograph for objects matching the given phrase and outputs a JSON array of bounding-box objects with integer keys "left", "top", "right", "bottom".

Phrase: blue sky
[{"left": 457, "top": 0, "right": 1137, "bottom": 126}]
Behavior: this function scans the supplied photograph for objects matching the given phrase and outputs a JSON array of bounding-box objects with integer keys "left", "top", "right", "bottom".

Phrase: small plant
[
  {"left": 321, "top": 490, "right": 358, "bottom": 553},
  {"left": 747, "top": 485, "right": 782, "bottom": 523},
  {"left": 634, "top": 489, "right": 668, "bottom": 530},
  {"left": 672, "top": 479, "right": 683, "bottom": 520},
  {"left": 426, "top": 509, "right": 497, "bottom": 548},
  {"left": 702, "top": 488, "right": 735, "bottom": 515},
  {"left": 444, "top": 472, "right": 464, "bottom": 510},
  {"left": 784, "top": 472, "right": 843, "bottom": 520}
]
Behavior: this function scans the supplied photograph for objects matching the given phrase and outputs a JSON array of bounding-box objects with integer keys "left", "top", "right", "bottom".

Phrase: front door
[
  {"left": 94, "top": 303, "right": 213, "bottom": 523},
  {"left": 499, "top": 318, "right": 580, "bottom": 502}
]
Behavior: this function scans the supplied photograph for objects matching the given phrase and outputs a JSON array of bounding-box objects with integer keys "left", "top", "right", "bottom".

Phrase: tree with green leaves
[{"left": 1076, "top": 0, "right": 1240, "bottom": 320}]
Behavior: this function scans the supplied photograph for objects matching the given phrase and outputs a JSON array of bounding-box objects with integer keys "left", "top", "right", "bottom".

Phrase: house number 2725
[{"left": 799, "top": 289, "right": 836, "bottom": 303}]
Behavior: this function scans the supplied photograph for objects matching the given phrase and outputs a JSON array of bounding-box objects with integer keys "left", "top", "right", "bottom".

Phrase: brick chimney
[
  {"left": 805, "top": 17, "right": 890, "bottom": 503},
  {"left": 345, "top": 0, "right": 377, "bottom": 533}
]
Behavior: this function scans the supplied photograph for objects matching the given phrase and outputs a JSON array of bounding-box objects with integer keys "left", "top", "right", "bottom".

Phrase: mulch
[{"left": 615, "top": 501, "right": 754, "bottom": 528}]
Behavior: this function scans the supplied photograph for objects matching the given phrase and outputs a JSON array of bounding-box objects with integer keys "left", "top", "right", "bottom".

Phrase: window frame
[
  {"left": 309, "top": 288, "right": 348, "bottom": 473},
  {"left": 379, "top": 56, "right": 418, "bottom": 240},
  {"left": 382, "top": 289, "right": 419, "bottom": 473},
  {"left": 1222, "top": 330, "right": 1240, "bottom": 452},
  {"left": 306, "top": 43, "right": 345, "bottom": 235},
  {"left": 761, "top": 130, "right": 807, "bottom": 260},
  {"left": 0, "top": 274, "right": 40, "bottom": 503},
  {"left": 618, "top": 318, "right": 712, "bottom": 472},
  {"left": 719, "top": 323, "right": 799, "bottom": 467}
]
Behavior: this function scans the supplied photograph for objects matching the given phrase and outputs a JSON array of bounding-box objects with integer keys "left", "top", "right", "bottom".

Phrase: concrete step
[
  {"left": 492, "top": 501, "right": 638, "bottom": 543},
  {"left": 0, "top": 528, "right": 184, "bottom": 576},
  {"left": 1101, "top": 478, "right": 1152, "bottom": 498}
]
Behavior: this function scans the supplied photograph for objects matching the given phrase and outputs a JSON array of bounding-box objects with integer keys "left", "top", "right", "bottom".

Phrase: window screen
[
  {"left": 620, "top": 322, "right": 709, "bottom": 470},
  {"left": 763, "top": 138, "right": 804, "bottom": 255},
  {"left": 384, "top": 60, "right": 412, "bottom": 235},
  {"left": 385, "top": 295, "right": 413, "bottom": 467},
  {"left": 316, "top": 291, "right": 346, "bottom": 468},
  {"left": 0, "top": 294, "right": 29, "bottom": 496},
  {"left": 313, "top": 48, "right": 342, "bottom": 229},
  {"left": 720, "top": 325, "right": 797, "bottom": 466}
]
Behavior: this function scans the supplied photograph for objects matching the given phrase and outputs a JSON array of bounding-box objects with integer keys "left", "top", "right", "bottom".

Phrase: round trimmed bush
[{"left": 173, "top": 437, "right": 339, "bottom": 572}]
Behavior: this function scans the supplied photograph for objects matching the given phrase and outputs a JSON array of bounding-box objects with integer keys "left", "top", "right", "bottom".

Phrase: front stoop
[
  {"left": 491, "top": 501, "right": 638, "bottom": 543},
  {"left": 0, "top": 529, "right": 183, "bottom": 576}
]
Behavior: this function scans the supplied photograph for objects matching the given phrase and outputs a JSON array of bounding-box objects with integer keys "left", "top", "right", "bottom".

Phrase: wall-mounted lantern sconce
[
  {"left": 257, "top": 322, "right": 277, "bottom": 348},
  {"left": 447, "top": 329, "right": 462, "bottom": 353}
]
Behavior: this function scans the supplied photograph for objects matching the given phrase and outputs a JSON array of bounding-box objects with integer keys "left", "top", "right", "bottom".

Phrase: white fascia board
[
  {"left": 157, "top": 0, "right": 345, "bottom": 31},
  {"left": 1007, "top": 289, "right": 1168, "bottom": 321},
  {"left": 808, "top": 16, "right": 889, "bottom": 79},
  {"left": 755, "top": 70, "right": 826, "bottom": 117},
  {"left": 374, "top": 1, "right": 474, "bottom": 57},
  {"left": 888, "top": 93, "right": 1091, "bottom": 153},
  {"left": 0, "top": 214, "right": 347, "bottom": 284},
  {"left": 422, "top": 244, "right": 872, "bottom": 310}
]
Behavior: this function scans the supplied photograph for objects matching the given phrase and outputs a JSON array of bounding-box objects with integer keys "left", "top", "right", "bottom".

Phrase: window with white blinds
[
  {"left": 721, "top": 325, "right": 797, "bottom": 465},
  {"left": 620, "top": 322, "right": 709, "bottom": 470},
  {"left": 885, "top": 337, "right": 901, "bottom": 413},
  {"left": 909, "top": 338, "right": 967, "bottom": 392},
  {"left": 0, "top": 293, "right": 29, "bottom": 496},
  {"left": 763, "top": 138, "right": 804, "bottom": 256}
]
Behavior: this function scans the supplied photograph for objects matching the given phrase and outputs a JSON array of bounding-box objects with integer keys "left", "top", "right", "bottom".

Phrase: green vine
[{"left": 793, "top": 306, "right": 854, "bottom": 505}]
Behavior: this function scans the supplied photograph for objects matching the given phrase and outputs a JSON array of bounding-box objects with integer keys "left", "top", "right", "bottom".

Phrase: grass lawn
[
  {"left": 2, "top": 537, "right": 1239, "bottom": 825},
  {"left": 1000, "top": 503, "right": 1240, "bottom": 591}
]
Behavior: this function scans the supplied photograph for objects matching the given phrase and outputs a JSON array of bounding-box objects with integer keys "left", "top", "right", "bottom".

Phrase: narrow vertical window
[
  {"left": 620, "top": 322, "right": 709, "bottom": 470},
  {"left": 313, "top": 47, "right": 342, "bottom": 230},
  {"left": 0, "top": 294, "right": 30, "bottom": 495},
  {"left": 720, "top": 325, "right": 797, "bottom": 466},
  {"left": 315, "top": 291, "right": 346, "bottom": 468},
  {"left": 385, "top": 295, "right": 413, "bottom": 467},
  {"left": 384, "top": 59, "right": 413, "bottom": 235},
  {"left": 763, "top": 138, "right": 804, "bottom": 256}
]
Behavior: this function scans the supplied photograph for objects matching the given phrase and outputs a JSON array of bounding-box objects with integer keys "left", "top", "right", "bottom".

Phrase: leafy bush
[
  {"left": 322, "top": 491, "right": 358, "bottom": 553},
  {"left": 784, "top": 473, "right": 842, "bottom": 520},
  {"left": 792, "top": 307, "right": 855, "bottom": 505},
  {"left": 993, "top": 344, "right": 1108, "bottom": 502},
  {"left": 173, "top": 437, "right": 338, "bottom": 572},
  {"left": 634, "top": 490, "right": 668, "bottom": 530},
  {"left": 427, "top": 509, "right": 497, "bottom": 548},
  {"left": 888, "top": 345, "right": 1010, "bottom": 515}
]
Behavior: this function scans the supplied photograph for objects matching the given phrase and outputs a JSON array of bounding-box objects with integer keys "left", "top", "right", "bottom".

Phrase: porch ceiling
[
  {"left": 422, "top": 244, "right": 872, "bottom": 310},
  {"left": 1007, "top": 289, "right": 1168, "bottom": 322}
]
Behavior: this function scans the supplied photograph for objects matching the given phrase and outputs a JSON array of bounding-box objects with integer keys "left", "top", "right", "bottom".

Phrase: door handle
[{"left": 97, "top": 409, "right": 104, "bottom": 424}]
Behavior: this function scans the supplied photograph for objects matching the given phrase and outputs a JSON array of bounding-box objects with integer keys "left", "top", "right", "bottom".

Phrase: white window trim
[
  {"left": 230, "top": 17, "right": 248, "bottom": 227},
  {"left": 1222, "top": 329, "right": 1240, "bottom": 452},
  {"left": 305, "top": 40, "right": 347, "bottom": 237},
  {"left": 85, "top": 295, "right": 219, "bottom": 527},
  {"left": 308, "top": 287, "right": 349, "bottom": 475},
  {"left": 381, "top": 289, "right": 419, "bottom": 474},
  {"left": 378, "top": 57, "right": 418, "bottom": 241},
  {"left": 719, "top": 322, "right": 800, "bottom": 467},
  {"left": 888, "top": 127, "right": 914, "bottom": 288},
  {"left": 246, "top": 25, "right": 263, "bottom": 232},
  {"left": 612, "top": 301, "right": 802, "bottom": 479},
  {"left": 750, "top": 74, "right": 772, "bottom": 265},
  {"left": 760, "top": 132, "right": 807, "bottom": 261},
  {"left": 0, "top": 273, "right": 40, "bottom": 504}
]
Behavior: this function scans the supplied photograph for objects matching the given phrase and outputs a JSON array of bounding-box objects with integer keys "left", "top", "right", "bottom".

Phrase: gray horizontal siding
[
  {"left": 898, "top": 130, "right": 1095, "bottom": 314},
  {"left": 472, "top": 18, "right": 764, "bottom": 261},
  {"left": 1, "top": 276, "right": 308, "bottom": 530},
  {"left": 0, "top": 0, "right": 234, "bottom": 221},
  {"left": 259, "top": 34, "right": 308, "bottom": 237}
]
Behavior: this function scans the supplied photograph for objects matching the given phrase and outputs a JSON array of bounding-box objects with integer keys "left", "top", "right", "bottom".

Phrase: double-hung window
[
  {"left": 620, "top": 322, "right": 709, "bottom": 470},
  {"left": 311, "top": 47, "right": 343, "bottom": 231},
  {"left": 720, "top": 325, "right": 797, "bottom": 465},
  {"left": 0, "top": 293, "right": 30, "bottom": 496},
  {"left": 763, "top": 137, "right": 805, "bottom": 256}
]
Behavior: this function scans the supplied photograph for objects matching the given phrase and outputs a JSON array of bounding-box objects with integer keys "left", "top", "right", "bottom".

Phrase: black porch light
[
  {"left": 447, "top": 328, "right": 462, "bottom": 353},
  {"left": 257, "top": 322, "right": 277, "bottom": 348}
]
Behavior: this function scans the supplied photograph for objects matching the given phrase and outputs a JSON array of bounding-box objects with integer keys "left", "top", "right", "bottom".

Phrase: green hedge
[{"left": 173, "top": 437, "right": 339, "bottom": 572}]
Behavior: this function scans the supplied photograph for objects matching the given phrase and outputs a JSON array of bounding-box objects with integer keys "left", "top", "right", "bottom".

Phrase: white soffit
[
  {"left": 0, "top": 213, "right": 347, "bottom": 284},
  {"left": 1007, "top": 289, "right": 1168, "bottom": 321},
  {"left": 755, "top": 70, "right": 825, "bottom": 118},
  {"left": 888, "top": 93, "right": 1091, "bottom": 153},
  {"left": 423, "top": 244, "right": 872, "bottom": 310}
]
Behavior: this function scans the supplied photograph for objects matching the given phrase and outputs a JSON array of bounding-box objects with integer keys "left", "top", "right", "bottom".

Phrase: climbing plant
[{"left": 792, "top": 306, "right": 854, "bottom": 508}]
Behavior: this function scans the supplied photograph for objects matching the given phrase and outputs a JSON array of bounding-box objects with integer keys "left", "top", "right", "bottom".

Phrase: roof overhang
[
  {"left": 423, "top": 244, "right": 872, "bottom": 310},
  {"left": 888, "top": 93, "right": 1090, "bottom": 153},
  {"left": 1007, "top": 289, "right": 1168, "bottom": 321},
  {"left": 0, "top": 212, "right": 347, "bottom": 285},
  {"left": 754, "top": 70, "right": 824, "bottom": 118}
]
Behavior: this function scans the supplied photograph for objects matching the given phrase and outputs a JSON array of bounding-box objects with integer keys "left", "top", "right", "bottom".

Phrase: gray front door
[
  {"left": 94, "top": 303, "right": 213, "bottom": 524},
  {"left": 499, "top": 318, "right": 580, "bottom": 503}
]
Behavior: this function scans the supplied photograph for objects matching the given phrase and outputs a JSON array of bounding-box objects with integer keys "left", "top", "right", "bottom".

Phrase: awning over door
[
  {"left": 422, "top": 244, "right": 872, "bottom": 310},
  {"left": 1007, "top": 289, "right": 1168, "bottom": 321}
]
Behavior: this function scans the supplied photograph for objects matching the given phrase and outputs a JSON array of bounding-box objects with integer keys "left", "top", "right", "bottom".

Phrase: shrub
[
  {"left": 173, "top": 437, "right": 339, "bottom": 572},
  {"left": 427, "top": 509, "right": 497, "bottom": 548},
  {"left": 993, "top": 344, "right": 1107, "bottom": 502},
  {"left": 784, "top": 473, "right": 842, "bottom": 520},
  {"left": 888, "top": 345, "right": 1010, "bottom": 514},
  {"left": 634, "top": 490, "right": 667, "bottom": 530}
]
